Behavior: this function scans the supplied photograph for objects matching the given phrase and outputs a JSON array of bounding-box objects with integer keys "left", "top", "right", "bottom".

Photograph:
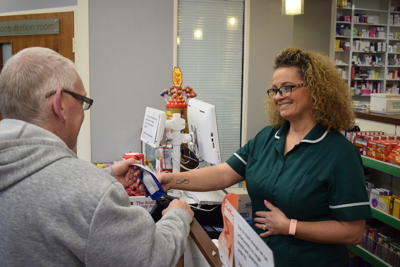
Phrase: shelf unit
[
  {"left": 361, "top": 156, "right": 400, "bottom": 231},
  {"left": 348, "top": 245, "right": 392, "bottom": 267},
  {"left": 333, "top": 0, "right": 400, "bottom": 96},
  {"left": 362, "top": 155, "right": 400, "bottom": 177},
  {"left": 348, "top": 156, "right": 400, "bottom": 266}
]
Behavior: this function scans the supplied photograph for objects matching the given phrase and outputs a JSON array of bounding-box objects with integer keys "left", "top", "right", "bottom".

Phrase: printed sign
[
  {"left": 172, "top": 67, "right": 183, "bottom": 87},
  {"left": 219, "top": 193, "right": 274, "bottom": 267},
  {"left": 0, "top": 19, "right": 60, "bottom": 36}
]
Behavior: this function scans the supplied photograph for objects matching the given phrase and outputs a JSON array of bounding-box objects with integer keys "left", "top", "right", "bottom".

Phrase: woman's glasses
[{"left": 266, "top": 83, "right": 304, "bottom": 99}]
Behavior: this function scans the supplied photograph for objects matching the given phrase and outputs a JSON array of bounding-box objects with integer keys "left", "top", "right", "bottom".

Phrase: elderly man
[{"left": 0, "top": 47, "right": 193, "bottom": 267}]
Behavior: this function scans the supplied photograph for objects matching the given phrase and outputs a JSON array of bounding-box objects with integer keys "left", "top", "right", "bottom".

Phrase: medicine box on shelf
[
  {"left": 370, "top": 94, "right": 400, "bottom": 115},
  {"left": 225, "top": 187, "right": 252, "bottom": 222}
]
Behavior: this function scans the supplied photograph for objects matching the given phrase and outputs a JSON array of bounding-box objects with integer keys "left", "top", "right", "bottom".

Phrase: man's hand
[
  {"left": 112, "top": 158, "right": 141, "bottom": 188},
  {"left": 162, "top": 199, "right": 194, "bottom": 220}
]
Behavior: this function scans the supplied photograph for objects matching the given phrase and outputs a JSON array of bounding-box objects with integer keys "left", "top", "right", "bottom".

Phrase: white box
[
  {"left": 225, "top": 187, "right": 252, "bottom": 221},
  {"left": 129, "top": 196, "right": 156, "bottom": 212},
  {"left": 370, "top": 94, "right": 400, "bottom": 114}
]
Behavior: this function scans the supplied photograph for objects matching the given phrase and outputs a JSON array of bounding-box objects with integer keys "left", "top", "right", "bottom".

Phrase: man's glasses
[
  {"left": 45, "top": 89, "right": 93, "bottom": 110},
  {"left": 266, "top": 83, "right": 304, "bottom": 99}
]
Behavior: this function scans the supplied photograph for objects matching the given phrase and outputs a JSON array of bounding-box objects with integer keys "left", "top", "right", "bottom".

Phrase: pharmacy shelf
[
  {"left": 348, "top": 245, "right": 391, "bottom": 267},
  {"left": 355, "top": 111, "right": 400, "bottom": 126},
  {"left": 362, "top": 156, "right": 400, "bottom": 177},
  {"left": 332, "top": 0, "right": 400, "bottom": 95},
  {"left": 361, "top": 156, "right": 400, "bottom": 229},
  {"left": 351, "top": 99, "right": 400, "bottom": 265},
  {"left": 371, "top": 208, "right": 400, "bottom": 230}
]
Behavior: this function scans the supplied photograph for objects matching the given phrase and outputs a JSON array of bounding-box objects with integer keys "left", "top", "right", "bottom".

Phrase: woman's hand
[
  {"left": 254, "top": 200, "right": 366, "bottom": 244},
  {"left": 254, "top": 200, "right": 291, "bottom": 237},
  {"left": 154, "top": 172, "right": 173, "bottom": 191}
]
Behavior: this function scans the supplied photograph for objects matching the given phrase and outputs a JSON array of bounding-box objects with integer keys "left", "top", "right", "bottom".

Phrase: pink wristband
[{"left": 289, "top": 219, "right": 297, "bottom": 235}]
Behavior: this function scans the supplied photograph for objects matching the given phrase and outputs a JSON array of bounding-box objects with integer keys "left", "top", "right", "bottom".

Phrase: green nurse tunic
[{"left": 226, "top": 121, "right": 371, "bottom": 267}]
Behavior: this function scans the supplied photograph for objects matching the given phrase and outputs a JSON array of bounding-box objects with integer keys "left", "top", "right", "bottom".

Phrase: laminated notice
[{"left": 134, "top": 164, "right": 165, "bottom": 200}]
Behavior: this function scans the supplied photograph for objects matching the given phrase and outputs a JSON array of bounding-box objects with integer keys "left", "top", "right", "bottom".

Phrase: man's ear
[{"left": 52, "top": 87, "right": 67, "bottom": 121}]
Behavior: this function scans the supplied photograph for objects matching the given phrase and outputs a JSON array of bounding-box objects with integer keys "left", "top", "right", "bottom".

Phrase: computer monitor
[{"left": 187, "top": 98, "right": 221, "bottom": 165}]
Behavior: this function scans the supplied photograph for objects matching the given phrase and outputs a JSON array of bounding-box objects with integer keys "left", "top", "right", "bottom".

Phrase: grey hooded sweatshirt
[{"left": 0, "top": 119, "right": 192, "bottom": 267}]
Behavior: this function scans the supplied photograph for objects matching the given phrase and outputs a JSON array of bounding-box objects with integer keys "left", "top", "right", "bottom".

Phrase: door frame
[{"left": 0, "top": 2, "right": 92, "bottom": 162}]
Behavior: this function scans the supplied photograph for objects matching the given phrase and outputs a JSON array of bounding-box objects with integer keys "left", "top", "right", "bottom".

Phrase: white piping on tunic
[
  {"left": 274, "top": 130, "right": 281, "bottom": 139},
  {"left": 329, "top": 202, "right": 370, "bottom": 209},
  {"left": 274, "top": 128, "right": 329, "bottom": 144},
  {"left": 234, "top": 153, "right": 247, "bottom": 165},
  {"left": 302, "top": 130, "right": 329, "bottom": 143}
]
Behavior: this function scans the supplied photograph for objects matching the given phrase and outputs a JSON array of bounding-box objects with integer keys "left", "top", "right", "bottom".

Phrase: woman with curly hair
[{"left": 155, "top": 47, "right": 371, "bottom": 266}]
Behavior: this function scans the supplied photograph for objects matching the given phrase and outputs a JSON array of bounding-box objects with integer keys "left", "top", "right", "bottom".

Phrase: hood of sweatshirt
[{"left": 0, "top": 119, "right": 77, "bottom": 192}]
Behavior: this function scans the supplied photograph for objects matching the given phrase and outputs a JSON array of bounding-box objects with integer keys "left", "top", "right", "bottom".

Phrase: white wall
[
  {"left": 357, "top": 119, "right": 397, "bottom": 135},
  {"left": 243, "top": 0, "right": 333, "bottom": 142},
  {"left": 88, "top": 0, "right": 175, "bottom": 163},
  {"left": 0, "top": 0, "right": 332, "bottom": 162},
  {"left": 88, "top": 0, "right": 297, "bottom": 162},
  {"left": 293, "top": 0, "right": 333, "bottom": 55},
  {"left": 244, "top": 0, "right": 294, "bottom": 142}
]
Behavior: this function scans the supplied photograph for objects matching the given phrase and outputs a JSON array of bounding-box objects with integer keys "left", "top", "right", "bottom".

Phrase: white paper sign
[
  {"left": 219, "top": 194, "right": 274, "bottom": 267},
  {"left": 233, "top": 207, "right": 274, "bottom": 267},
  {"left": 140, "top": 107, "right": 166, "bottom": 148}
]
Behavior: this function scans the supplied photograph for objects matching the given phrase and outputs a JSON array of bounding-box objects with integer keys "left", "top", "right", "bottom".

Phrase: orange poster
[
  {"left": 218, "top": 193, "right": 274, "bottom": 267},
  {"left": 218, "top": 193, "right": 239, "bottom": 266}
]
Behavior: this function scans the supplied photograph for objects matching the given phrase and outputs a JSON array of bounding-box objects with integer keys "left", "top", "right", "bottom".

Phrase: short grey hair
[{"left": 0, "top": 47, "right": 77, "bottom": 124}]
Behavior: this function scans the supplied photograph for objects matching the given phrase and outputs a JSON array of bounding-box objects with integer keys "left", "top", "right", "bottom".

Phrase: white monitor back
[{"left": 187, "top": 98, "right": 221, "bottom": 165}]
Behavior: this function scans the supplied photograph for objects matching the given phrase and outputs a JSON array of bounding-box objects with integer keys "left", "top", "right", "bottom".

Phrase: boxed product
[
  {"left": 225, "top": 187, "right": 252, "bottom": 222},
  {"left": 370, "top": 188, "right": 392, "bottom": 212},
  {"left": 370, "top": 94, "right": 400, "bottom": 114},
  {"left": 378, "top": 195, "right": 392, "bottom": 214},
  {"left": 392, "top": 197, "right": 400, "bottom": 218},
  {"left": 375, "top": 140, "right": 397, "bottom": 162},
  {"left": 354, "top": 133, "right": 373, "bottom": 155},
  {"left": 354, "top": 132, "right": 385, "bottom": 156},
  {"left": 387, "top": 143, "right": 400, "bottom": 165},
  {"left": 366, "top": 140, "right": 378, "bottom": 159},
  {"left": 366, "top": 135, "right": 387, "bottom": 159}
]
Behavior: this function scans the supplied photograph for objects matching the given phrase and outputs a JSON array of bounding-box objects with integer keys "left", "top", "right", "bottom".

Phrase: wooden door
[{"left": 0, "top": 11, "right": 74, "bottom": 121}]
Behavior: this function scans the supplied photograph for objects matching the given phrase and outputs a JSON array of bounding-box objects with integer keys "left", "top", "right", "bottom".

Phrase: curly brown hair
[{"left": 265, "top": 47, "right": 355, "bottom": 131}]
